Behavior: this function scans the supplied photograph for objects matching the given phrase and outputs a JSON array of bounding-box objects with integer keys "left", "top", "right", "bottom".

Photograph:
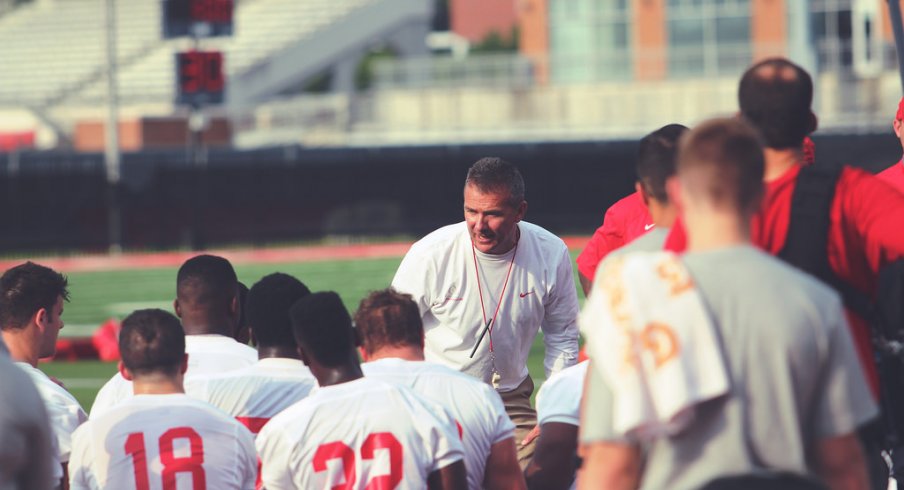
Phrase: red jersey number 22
[
  {"left": 313, "top": 432, "right": 403, "bottom": 489},
  {"left": 125, "top": 427, "right": 206, "bottom": 490}
]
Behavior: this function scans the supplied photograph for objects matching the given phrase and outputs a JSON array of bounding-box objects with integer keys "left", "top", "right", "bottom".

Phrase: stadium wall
[{"left": 0, "top": 134, "right": 898, "bottom": 253}]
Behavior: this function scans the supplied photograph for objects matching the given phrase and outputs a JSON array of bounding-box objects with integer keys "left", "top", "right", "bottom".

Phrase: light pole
[
  {"left": 104, "top": 0, "right": 122, "bottom": 254},
  {"left": 888, "top": 0, "right": 904, "bottom": 91}
]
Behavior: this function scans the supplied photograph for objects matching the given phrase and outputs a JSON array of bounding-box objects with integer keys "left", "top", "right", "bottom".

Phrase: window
[
  {"left": 666, "top": 0, "right": 752, "bottom": 77},
  {"left": 810, "top": 0, "right": 854, "bottom": 72},
  {"left": 549, "top": 0, "right": 631, "bottom": 82}
]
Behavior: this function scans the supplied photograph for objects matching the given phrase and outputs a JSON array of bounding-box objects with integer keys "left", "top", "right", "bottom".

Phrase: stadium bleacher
[{"left": 0, "top": 0, "right": 429, "bottom": 109}]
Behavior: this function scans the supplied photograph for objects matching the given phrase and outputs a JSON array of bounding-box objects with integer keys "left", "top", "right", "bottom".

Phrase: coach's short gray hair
[{"left": 464, "top": 157, "right": 525, "bottom": 207}]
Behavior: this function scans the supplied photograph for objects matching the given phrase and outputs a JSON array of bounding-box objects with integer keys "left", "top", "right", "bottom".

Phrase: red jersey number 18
[{"left": 125, "top": 427, "right": 207, "bottom": 490}]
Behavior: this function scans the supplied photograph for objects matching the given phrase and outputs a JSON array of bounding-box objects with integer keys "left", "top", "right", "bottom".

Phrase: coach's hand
[{"left": 522, "top": 425, "right": 541, "bottom": 446}]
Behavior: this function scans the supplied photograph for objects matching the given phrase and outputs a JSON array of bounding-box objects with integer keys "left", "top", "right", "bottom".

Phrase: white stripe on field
[{"left": 56, "top": 378, "right": 109, "bottom": 389}]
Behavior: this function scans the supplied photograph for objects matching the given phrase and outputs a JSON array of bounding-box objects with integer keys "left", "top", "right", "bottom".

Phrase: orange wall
[
  {"left": 882, "top": 0, "right": 898, "bottom": 41},
  {"left": 74, "top": 117, "right": 231, "bottom": 152},
  {"left": 751, "top": 0, "right": 787, "bottom": 60},
  {"left": 633, "top": 0, "right": 666, "bottom": 80},
  {"left": 451, "top": 0, "right": 519, "bottom": 43},
  {"left": 518, "top": 0, "right": 549, "bottom": 83}
]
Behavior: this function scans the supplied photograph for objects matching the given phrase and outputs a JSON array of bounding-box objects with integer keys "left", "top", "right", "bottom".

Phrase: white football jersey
[
  {"left": 17, "top": 363, "right": 87, "bottom": 464},
  {"left": 535, "top": 361, "right": 588, "bottom": 490},
  {"left": 185, "top": 357, "right": 317, "bottom": 435},
  {"left": 91, "top": 335, "right": 257, "bottom": 417},
  {"left": 256, "top": 377, "right": 464, "bottom": 490},
  {"left": 69, "top": 394, "right": 257, "bottom": 490},
  {"left": 536, "top": 361, "right": 588, "bottom": 427},
  {"left": 362, "top": 358, "right": 514, "bottom": 490}
]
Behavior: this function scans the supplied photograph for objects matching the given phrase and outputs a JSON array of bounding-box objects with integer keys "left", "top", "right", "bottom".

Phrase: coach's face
[{"left": 464, "top": 183, "right": 526, "bottom": 255}]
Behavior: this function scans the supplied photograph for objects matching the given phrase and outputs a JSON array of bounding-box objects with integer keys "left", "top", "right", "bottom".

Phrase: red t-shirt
[
  {"left": 576, "top": 192, "right": 653, "bottom": 280},
  {"left": 665, "top": 164, "right": 904, "bottom": 396},
  {"left": 878, "top": 160, "right": 904, "bottom": 193}
]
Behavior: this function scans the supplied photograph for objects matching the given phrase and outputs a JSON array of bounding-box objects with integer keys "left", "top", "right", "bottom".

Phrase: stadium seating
[{"left": 0, "top": 0, "right": 430, "bottom": 109}]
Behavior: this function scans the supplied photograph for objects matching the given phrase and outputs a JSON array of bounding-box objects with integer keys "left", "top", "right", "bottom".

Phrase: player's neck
[
  {"left": 685, "top": 212, "right": 750, "bottom": 252},
  {"left": 131, "top": 375, "right": 185, "bottom": 395},
  {"left": 313, "top": 363, "right": 364, "bottom": 388},
  {"left": 1, "top": 329, "right": 40, "bottom": 367},
  {"left": 366, "top": 345, "right": 425, "bottom": 362},
  {"left": 647, "top": 200, "right": 677, "bottom": 228},
  {"left": 763, "top": 147, "right": 803, "bottom": 182},
  {"left": 181, "top": 314, "right": 234, "bottom": 337},
  {"left": 257, "top": 345, "right": 300, "bottom": 360}
]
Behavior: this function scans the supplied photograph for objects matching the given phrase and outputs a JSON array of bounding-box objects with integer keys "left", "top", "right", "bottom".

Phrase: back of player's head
[
  {"left": 465, "top": 157, "right": 525, "bottom": 207},
  {"left": 176, "top": 254, "right": 238, "bottom": 313},
  {"left": 247, "top": 273, "right": 311, "bottom": 348},
  {"left": 0, "top": 262, "right": 69, "bottom": 331},
  {"left": 677, "top": 118, "right": 765, "bottom": 215},
  {"left": 354, "top": 288, "right": 423, "bottom": 356},
  {"left": 119, "top": 309, "right": 185, "bottom": 377},
  {"left": 738, "top": 57, "right": 814, "bottom": 150},
  {"left": 636, "top": 124, "right": 689, "bottom": 203},
  {"left": 290, "top": 291, "right": 357, "bottom": 368}
]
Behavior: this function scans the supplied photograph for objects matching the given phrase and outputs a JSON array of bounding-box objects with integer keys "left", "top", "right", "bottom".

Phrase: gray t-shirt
[
  {"left": 607, "top": 227, "right": 669, "bottom": 260},
  {"left": 0, "top": 354, "right": 56, "bottom": 490},
  {"left": 580, "top": 245, "right": 877, "bottom": 490}
]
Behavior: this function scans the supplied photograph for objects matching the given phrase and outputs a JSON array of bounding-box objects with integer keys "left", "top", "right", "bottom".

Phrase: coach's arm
[{"left": 541, "top": 247, "right": 581, "bottom": 377}]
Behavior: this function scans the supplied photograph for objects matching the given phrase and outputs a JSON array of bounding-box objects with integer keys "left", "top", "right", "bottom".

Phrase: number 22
[
  {"left": 125, "top": 427, "right": 206, "bottom": 490},
  {"left": 313, "top": 432, "right": 403, "bottom": 490}
]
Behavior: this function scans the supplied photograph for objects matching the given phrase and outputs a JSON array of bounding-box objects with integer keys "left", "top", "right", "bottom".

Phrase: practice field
[{"left": 36, "top": 250, "right": 585, "bottom": 410}]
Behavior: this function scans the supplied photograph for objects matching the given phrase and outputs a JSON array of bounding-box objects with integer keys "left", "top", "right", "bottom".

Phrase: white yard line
[{"left": 56, "top": 378, "right": 109, "bottom": 389}]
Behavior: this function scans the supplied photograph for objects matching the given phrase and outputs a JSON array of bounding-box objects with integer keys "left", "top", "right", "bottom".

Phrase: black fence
[{"left": 0, "top": 132, "right": 898, "bottom": 254}]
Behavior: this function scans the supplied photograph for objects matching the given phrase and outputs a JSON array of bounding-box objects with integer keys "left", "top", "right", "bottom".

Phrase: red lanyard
[{"left": 471, "top": 241, "right": 517, "bottom": 352}]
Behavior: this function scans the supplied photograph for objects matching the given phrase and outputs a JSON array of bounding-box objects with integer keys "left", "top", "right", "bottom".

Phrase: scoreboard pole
[
  {"left": 189, "top": 37, "right": 207, "bottom": 251},
  {"left": 104, "top": 0, "right": 123, "bottom": 254}
]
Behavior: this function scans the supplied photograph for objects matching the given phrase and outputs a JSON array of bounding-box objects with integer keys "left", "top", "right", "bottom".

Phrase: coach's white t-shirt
[
  {"left": 185, "top": 357, "right": 317, "bottom": 436},
  {"left": 256, "top": 377, "right": 464, "bottom": 490},
  {"left": 69, "top": 393, "right": 257, "bottom": 490},
  {"left": 391, "top": 221, "right": 580, "bottom": 392},
  {"left": 16, "top": 362, "right": 88, "bottom": 465},
  {"left": 363, "top": 358, "right": 514, "bottom": 490},
  {"left": 90, "top": 335, "right": 257, "bottom": 417}
]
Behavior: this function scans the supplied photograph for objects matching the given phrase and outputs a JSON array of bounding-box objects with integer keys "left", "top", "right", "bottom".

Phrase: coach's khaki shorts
[{"left": 499, "top": 375, "right": 537, "bottom": 470}]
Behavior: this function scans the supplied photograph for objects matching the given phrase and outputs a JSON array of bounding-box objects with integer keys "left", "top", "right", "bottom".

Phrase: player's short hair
[
  {"left": 465, "top": 157, "right": 525, "bottom": 207},
  {"left": 247, "top": 273, "right": 311, "bottom": 347},
  {"left": 176, "top": 255, "right": 238, "bottom": 308},
  {"left": 354, "top": 288, "right": 423, "bottom": 356},
  {"left": 678, "top": 118, "right": 765, "bottom": 214},
  {"left": 0, "top": 262, "right": 69, "bottom": 331},
  {"left": 738, "top": 58, "right": 814, "bottom": 150},
  {"left": 119, "top": 309, "right": 185, "bottom": 377},
  {"left": 636, "top": 124, "right": 689, "bottom": 203},
  {"left": 290, "top": 291, "right": 357, "bottom": 368}
]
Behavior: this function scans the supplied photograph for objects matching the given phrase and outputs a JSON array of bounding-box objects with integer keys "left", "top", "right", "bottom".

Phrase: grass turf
[{"left": 39, "top": 252, "right": 583, "bottom": 410}]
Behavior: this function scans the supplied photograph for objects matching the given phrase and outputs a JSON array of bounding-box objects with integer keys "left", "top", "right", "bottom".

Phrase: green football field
[{"left": 38, "top": 251, "right": 584, "bottom": 410}]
